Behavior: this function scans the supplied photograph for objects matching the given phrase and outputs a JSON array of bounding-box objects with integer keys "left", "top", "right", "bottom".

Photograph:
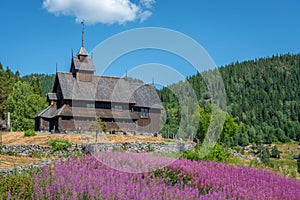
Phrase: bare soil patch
[
  {"left": 0, "top": 155, "right": 46, "bottom": 169},
  {"left": 2, "top": 132, "right": 173, "bottom": 145}
]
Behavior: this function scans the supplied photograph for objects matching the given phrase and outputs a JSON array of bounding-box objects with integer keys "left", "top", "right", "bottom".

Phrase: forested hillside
[
  {"left": 0, "top": 64, "right": 20, "bottom": 120},
  {"left": 158, "top": 54, "right": 300, "bottom": 146},
  {"left": 22, "top": 74, "right": 55, "bottom": 95},
  {"left": 0, "top": 63, "right": 48, "bottom": 130}
]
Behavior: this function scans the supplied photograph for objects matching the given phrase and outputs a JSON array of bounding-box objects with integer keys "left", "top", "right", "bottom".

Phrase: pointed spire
[
  {"left": 81, "top": 20, "right": 85, "bottom": 48},
  {"left": 77, "top": 20, "right": 88, "bottom": 58}
]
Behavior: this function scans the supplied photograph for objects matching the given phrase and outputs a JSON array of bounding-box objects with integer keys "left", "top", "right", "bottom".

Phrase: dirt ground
[
  {"left": 0, "top": 155, "right": 48, "bottom": 169},
  {"left": 0, "top": 132, "right": 175, "bottom": 169},
  {"left": 1, "top": 132, "right": 172, "bottom": 145}
]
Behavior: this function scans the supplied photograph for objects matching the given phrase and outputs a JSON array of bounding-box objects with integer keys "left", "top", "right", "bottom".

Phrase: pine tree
[
  {"left": 261, "top": 147, "right": 271, "bottom": 166},
  {"left": 271, "top": 145, "right": 280, "bottom": 159},
  {"left": 31, "top": 78, "right": 43, "bottom": 96}
]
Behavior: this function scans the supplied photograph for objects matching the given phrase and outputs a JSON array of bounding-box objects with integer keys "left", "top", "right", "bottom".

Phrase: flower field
[{"left": 6, "top": 153, "right": 300, "bottom": 199}]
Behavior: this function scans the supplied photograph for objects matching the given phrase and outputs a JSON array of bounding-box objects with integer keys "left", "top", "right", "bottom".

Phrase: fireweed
[{"left": 12, "top": 153, "right": 299, "bottom": 200}]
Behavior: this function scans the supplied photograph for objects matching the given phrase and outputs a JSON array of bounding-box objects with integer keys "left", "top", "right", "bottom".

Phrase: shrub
[
  {"left": 147, "top": 144, "right": 154, "bottom": 152},
  {"left": 182, "top": 143, "right": 230, "bottom": 162},
  {"left": 47, "top": 139, "right": 71, "bottom": 151},
  {"left": 31, "top": 151, "right": 46, "bottom": 158},
  {"left": 0, "top": 172, "right": 34, "bottom": 199},
  {"left": 24, "top": 130, "right": 36, "bottom": 137},
  {"left": 7, "top": 150, "right": 19, "bottom": 156},
  {"left": 271, "top": 145, "right": 280, "bottom": 159}
]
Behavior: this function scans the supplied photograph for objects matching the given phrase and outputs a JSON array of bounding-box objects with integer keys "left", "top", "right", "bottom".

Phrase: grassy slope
[{"left": 228, "top": 141, "right": 300, "bottom": 181}]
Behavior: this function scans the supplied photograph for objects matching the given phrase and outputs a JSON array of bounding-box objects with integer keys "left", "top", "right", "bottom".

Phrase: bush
[
  {"left": 203, "top": 143, "right": 230, "bottom": 162},
  {"left": 47, "top": 139, "right": 71, "bottom": 151},
  {"left": 0, "top": 172, "right": 34, "bottom": 199},
  {"left": 24, "top": 130, "right": 36, "bottom": 137},
  {"left": 271, "top": 145, "right": 280, "bottom": 159},
  {"left": 182, "top": 143, "right": 230, "bottom": 162},
  {"left": 7, "top": 150, "right": 19, "bottom": 156}
]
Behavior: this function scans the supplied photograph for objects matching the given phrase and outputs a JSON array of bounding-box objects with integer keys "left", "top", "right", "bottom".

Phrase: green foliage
[
  {"left": 24, "top": 130, "right": 36, "bottom": 137},
  {"left": 30, "top": 78, "right": 43, "bottom": 96},
  {"left": 22, "top": 73, "right": 55, "bottom": 96},
  {"left": 271, "top": 145, "right": 280, "bottom": 159},
  {"left": 47, "top": 139, "right": 71, "bottom": 151},
  {"left": 192, "top": 104, "right": 238, "bottom": 146},
  {"left": 31, "top": 151, "right": 46, "bottom": 158},
  {"left": 182, "top": 143, "right": 230, "bottom": 162},
  {"left": 261, "top": 147, "right": 272, "bottom": 166},
  {"left": 203, "top": 143, "right": 231, "bottom": 162},
  {"left": 0, "top": 64, "right": 19, "bottom": 120},
  {"left": 147, "top": 144, "right": 154, "bottom": 152},
  {"left": 89, "top": 117, "right": 107, "bottom": 133},
  {"left": 221, "top": 114, "right": 239, "bottom": 146},
  {"left": 297, "top": 154, "right": 300, "bottom": 174},
  {"left": 158, "top": 54, "right": 300, "bottom": 146},
  {"left": 0, "top": 172, "right": 34, "bottom": 199},
  {"left": 154, "top": 169, "right": 192, "bottom": 188},
  {"left": 160, "top": 101, "right": 180, "bottom": 139},
  {"left": 89, "top": 117, "right": 107, "bottom": 143},
  {"left": 249, "top": 159, "right": 265, "bottom": 168},
  {"left": 5, "top": 81, "right": 47, "bottom": 131},
  {"left": 7, "top": 150, "right": 19, "bottom": 156},
  {"left": 194, "top": 106, "right": 211, "bottom": 144},
  {"left": 58, "top": 150, "right": 84, "bottom": 158}
]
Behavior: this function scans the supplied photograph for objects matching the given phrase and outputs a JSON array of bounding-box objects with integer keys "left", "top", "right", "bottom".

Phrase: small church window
[
  {"left": 141, "top": 108, "right": 149, "bottom": 118},
  {"left": 114, "top": 105, "right": 123, "bottom": 111},
  {"left": 87, "top": 103, "right": 95, "bottom": 108}
]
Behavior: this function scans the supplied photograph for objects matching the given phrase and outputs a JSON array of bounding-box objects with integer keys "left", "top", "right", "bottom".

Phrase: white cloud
[
  {"left": 43, "top": 0, "right": 156, "bottom": 25},
  {"left": 140, "top": 0, "right": 156, "bottom": 9},
  {"left": 139, "top": 10, "right": 152, "bottom": 23}
]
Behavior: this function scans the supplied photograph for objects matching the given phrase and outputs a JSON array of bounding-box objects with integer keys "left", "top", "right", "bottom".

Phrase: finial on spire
[
  {"left": 77, "top": 20, "right": 89, "bottom": 58},
  {"left": 81, "top": 20, "right": 85, "bottom": 47}
]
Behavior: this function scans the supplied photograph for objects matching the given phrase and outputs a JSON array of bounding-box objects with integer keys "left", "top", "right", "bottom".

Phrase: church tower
[{"left": 70, "top": 21, "right": 95, "bottom": 82}]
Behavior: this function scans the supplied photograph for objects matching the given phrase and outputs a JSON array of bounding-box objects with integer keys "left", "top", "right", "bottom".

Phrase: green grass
[
  {"left": 24, "top": 130, "right": 36, "bottom": 137},
  {"left": 47, "top": 139, "right": 71, "bottom": 151},
  {"left": 228, "top": 141, "right": 300, "bottom": 180}
]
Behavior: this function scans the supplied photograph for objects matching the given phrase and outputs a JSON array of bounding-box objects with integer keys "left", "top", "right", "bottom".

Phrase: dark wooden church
[{"left": 34, "top": 25, "right": 163, "bottom": 134}]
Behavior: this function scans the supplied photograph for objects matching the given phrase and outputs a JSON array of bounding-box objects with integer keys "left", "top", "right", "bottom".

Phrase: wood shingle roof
[
  {"left": 72, "top": 56, "right": 95, "bottom": 72},
  {"left": 55, "top": 72, "right": 163, "bottom": 109}
]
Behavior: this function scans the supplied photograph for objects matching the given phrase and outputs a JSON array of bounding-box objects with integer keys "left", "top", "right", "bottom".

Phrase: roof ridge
[
  {"left": 93, "top": 74, "right": 122, "bottom": 79},
  {"left": 56, "top": 104, "right": 66, "bottom": 116},
  {"left": 57, "top": 71, "right": 71, "bottom": 74}
]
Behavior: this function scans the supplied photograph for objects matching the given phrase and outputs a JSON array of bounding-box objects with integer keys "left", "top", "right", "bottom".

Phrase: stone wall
[
  {"left": 0, "top": 145, "right": 52, "bottom": 157},
  {"left": 0, "top": 142, "right": 195, "bottom": 156},
  {"left": 0, "top": 142, "right": 195, "bottom": 176},
  {"left": 82, "top": 142, "right": 195, "bottom": 154}
]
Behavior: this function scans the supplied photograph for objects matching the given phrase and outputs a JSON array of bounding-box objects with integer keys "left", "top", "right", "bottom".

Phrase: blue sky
[{"left": 1, "top": 0, "right": 300, "bottom": 81}]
